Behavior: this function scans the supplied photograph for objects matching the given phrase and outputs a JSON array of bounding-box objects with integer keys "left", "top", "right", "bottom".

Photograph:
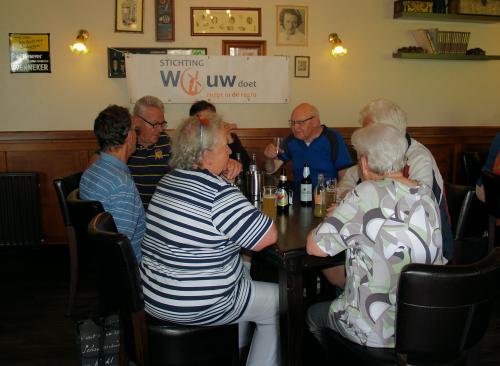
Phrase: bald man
[{"left": 264, "top": 103, "right": 352, "bottom": 191}]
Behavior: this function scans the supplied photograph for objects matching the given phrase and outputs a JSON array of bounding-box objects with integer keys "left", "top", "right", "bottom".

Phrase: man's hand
[
  {"left": 221, "top": 158, "right": 242, "bottom": 182},
  {"left": 224, "top": 122, "right": 238, "bottom": 144},
  {"left": 264, "top": 143, "right": 279, "bottom": 159}
]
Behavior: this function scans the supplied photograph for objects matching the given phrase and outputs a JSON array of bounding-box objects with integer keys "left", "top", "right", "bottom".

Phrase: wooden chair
[
  {"left": 482, "top": 170, "right": 500, "bottom": 252},
  {"left": 88, "top": 212, "right": 239, "bottom": 366},
  {"left": 321, "top": 248, "right": 500, "bottom": 366},
  {"left": 462, "top": 151, "right": 488, "bottom": 187},
  {"left": 53, "top": 172, "right": 82, "bottom": 315}
]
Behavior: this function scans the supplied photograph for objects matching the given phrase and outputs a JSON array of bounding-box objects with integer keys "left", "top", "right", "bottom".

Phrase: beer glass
[
  {"left": 274, "top": 137, "right": 283, "bottom": 156},
  {"left": 325, "top": 179, "right": 337, "bottom": 211},
  {"left": 262, "top": 186, "right": 277, "bottom": 220}
]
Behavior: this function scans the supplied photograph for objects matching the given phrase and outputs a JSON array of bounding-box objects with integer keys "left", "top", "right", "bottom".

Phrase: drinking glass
[
  {"left": 262, "top": 186, "right": 277, "bottom": 220},
  {"left": 325, "top": 179, "right": 337, "bottom": 210},
  {"left": 274, "top": 137, "right": 283, "bottom": 156}
]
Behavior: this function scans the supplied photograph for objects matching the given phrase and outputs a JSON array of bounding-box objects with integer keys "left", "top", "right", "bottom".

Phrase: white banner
[{"left": 125, "top": 54, "right": 289, "bottom": 104}]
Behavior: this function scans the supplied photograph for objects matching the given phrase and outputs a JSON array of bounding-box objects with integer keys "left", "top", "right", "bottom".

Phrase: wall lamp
[
  {"left": 69, "top": 29, "right": 90, "bottom": 54},
  {"left": 329, "top": 33, "right": 347, "bottom": 57}
]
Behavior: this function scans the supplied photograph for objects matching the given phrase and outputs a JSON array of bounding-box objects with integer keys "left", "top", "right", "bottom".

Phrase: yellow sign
[{"left": 9, "top": 33, "right": 51, "bottom": 73}]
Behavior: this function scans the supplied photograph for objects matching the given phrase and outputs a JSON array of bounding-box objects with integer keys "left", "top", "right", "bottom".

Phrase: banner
[{"left": 125, "top": 55, "right": 289, "bottom": 104}]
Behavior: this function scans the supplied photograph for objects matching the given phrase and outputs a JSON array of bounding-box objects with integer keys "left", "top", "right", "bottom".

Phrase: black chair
[
  {"left": 65, "top": 188, "right": 104, "bottom": 315},
  {"left": 53, "top": 172, "right": 83, "bottom": 315},
  {"left": 444, "top": 182, "right": 475, "bottom": 242},
  {"left": 462, "top": 151, "right": 488, "bottom": 187},
  {"left": 322, "top": 247, "right": 500, "bottom": 366},
  {"left": 482, "top": 170, "right": 500, "bottom": 252},
  {"left": 88, "top": 212, "right": 239, "bottom": 366}
]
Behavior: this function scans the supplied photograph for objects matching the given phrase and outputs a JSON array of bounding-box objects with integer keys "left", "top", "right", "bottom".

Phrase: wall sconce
[
  {"left": 329, "top": 33, "right": 347, "bottom": 57},
  {"left": 69, "top": 29, "right": 89, "bottom": 54}
]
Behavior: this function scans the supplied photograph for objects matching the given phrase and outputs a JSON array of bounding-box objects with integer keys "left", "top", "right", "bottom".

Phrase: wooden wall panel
[{"left": 0, "top": 127, "right": 498, "bottom": 245}]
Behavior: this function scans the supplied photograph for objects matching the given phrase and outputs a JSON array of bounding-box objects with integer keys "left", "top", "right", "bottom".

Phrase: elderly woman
[
  {"left": 140, "top": 113, "right": 280, "bottom": 366},
  {"left": 306, "top": 123, "right": 445, "bottom": 348}
]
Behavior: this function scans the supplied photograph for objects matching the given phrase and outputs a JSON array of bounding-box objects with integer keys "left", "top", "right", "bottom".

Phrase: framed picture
[
  {"left": 107, "top": 47, "right": 207, "bottom": 78},
  {"left": 9, "top": 33, "right": 51, "bottom": 73},
  {"left": 294, "top": 56, "right": 310, "bottom": 78},
  {"left": 222, "top": 40, "right": 266, "bottom": 56},
  {"left": 276, "top": 5, "right": 308, "bottom": 46},
  {"left": 156, "top": 0, "right": 174, "bottom": 41},
  {"left": 191, "top": 7, "right": 261, "bottom": 36},
  {"left": 115, "top": 0, "right": 144, "bottom": 33}
]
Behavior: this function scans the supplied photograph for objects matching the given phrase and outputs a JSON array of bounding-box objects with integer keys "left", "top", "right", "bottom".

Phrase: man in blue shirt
[
  {"left": 80, "top": 105, "right": 145, "bottom": 261},
  {"left": 263, "top": 103, "right": 353, "bottom": 190}
]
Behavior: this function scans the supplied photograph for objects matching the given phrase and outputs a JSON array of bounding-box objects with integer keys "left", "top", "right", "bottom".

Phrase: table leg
[{"left": 278, "top": 256, "right": 304, "bottom": 366}]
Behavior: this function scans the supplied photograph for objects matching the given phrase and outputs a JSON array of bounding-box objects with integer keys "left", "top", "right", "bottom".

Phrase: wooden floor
[{"left": 0, "top": 245, "right": 499, "bottom": 366}]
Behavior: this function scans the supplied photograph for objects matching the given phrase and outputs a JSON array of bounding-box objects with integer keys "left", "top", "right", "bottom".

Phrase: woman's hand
[{"left": 221, "top": 158, "right": 242, "bottom": 182}]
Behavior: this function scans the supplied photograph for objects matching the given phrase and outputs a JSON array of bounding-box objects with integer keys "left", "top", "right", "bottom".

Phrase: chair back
[
  {"left": 462, "top": 151, "right": 488, "bottom": 187},
  {"left": 88, "top": 211, "right": 147, "bottom": 365},
  {"left": 482, "top": 170, "right": 500, "bottom": 219},
  {"left": 444, "top": 182, "right": 475, "bottom": 241},
  {"left": 66, "top": 188, "right": 104, "bottom": 247},
  {"left": 53, "top": 172, "right": 82, "bottom": 227},
  {"left": 395, "top": 247, "right": 500, "bottom": 364}
]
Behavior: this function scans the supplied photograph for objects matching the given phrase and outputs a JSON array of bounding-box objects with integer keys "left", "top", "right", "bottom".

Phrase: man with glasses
[
  {"left": 128, "top": 95, "right": 171, "bottom": 208},
  {"left": 263, "top": 102, "right": 352, "bottom": 191}
]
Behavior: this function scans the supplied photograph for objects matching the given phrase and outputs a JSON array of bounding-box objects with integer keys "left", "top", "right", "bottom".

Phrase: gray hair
[
  {"left": 132, "top": 95, "right": 165, "bottom": 117},
  {"left": 359, "top": 98, "right": 407, "bottom": 133},
  {"left": 351, "top": 123, "right": 407, "bottom": 175},
  {"left": 170, "top": 112, "right": 225, "bottom": 170}
]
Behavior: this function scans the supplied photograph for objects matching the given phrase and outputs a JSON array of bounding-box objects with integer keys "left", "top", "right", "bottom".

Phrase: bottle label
[
  {"left": 276, "top": 187, "right": 288, "bottom": 207},
  {"left": 300, "top": 184, "right": 312, "bottom": 202}
]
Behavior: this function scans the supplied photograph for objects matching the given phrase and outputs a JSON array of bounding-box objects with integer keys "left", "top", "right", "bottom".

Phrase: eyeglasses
[
  {"left": 288, "top": 116, "right": 314, "bottom": 127},
  {"left": 137, "top": 115, "right": 168, "bottom": 129}
]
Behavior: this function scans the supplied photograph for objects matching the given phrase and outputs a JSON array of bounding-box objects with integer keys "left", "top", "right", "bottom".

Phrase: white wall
[{"left": 1, "top": 0, "right": 499, "bottom": 131}]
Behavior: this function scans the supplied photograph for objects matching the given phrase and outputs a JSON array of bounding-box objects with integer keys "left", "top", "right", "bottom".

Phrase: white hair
[
  {"left": 133, "top": 95, "right": 165, "bottom": 116},
  {"left": 351, "top": 123, "right": 407, "bottom": 175},
  {"left": 359, "top": 98, "right": 407, "bottom": 133}
]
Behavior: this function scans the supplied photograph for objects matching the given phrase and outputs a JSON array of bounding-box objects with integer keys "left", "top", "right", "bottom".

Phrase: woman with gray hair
[
  {"left": 306, "top": 123, "right": 444, "bottom": 349},
  {"left": 140, "top": 112, "right": 280, "bottom": 366}
]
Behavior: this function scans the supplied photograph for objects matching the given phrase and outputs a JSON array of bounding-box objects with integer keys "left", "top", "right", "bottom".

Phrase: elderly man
[
  {"left": 264, "top": 102, "right": 352, "bottom": 190},
  {"left": 337, "top": 98, "right": 453, "bottom": 261},
  {"left": 127, "top": 96, "right": 171, "bottom": 208},
  {"left": 129, "top": 96, "right": 243, "bottom": 208},
  {"left": 80, "top": 105, "right": 145, "bottom": 261}
]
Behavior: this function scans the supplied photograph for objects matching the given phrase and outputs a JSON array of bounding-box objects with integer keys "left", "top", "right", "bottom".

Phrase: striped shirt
[
  {"left": 140, "top": 169, "right": 273, "bottom": 325},
  {"left": 128, "top": 133, "right": 171, "bottom": 209},
  {"left": 80, "top": 153, "right": 145, "bottom": 261}
]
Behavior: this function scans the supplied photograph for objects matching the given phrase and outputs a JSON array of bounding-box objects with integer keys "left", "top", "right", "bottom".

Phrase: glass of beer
[
  {"left": 325, "top": 179, "right": 337, "bottom": 213},
  {"left": 262, "top": 186, "right": 277, "bottom": 221}
]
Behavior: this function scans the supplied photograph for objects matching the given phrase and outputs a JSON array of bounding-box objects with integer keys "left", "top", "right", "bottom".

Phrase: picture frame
[
  {"left": 9, "top": 33, "right": 51, "bottom": 74},
  {"left": 115, "top": 0, "right": 144, "bottom": 33},
  {"left": 276, "top": 5, "right": 308, "bottom": 46},
  {"left": 294, "top": 56, "right": 310, "bottom": 78},
  {"left": 191, "top": 7, "right": 261, "bottom": 36},
  {"left": 155, "top": 0, "right": 174, "bottom": 41},
  {"left": 107, "top": 47, "right": 207, "bottom": 78},
  {"left": 222, "top": 40, "right": 266, "bottom": 56}
]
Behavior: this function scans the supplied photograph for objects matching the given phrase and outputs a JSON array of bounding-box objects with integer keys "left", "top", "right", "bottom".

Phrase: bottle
[
  {"left": 314, "top": 173, "right": 326, "bottom": 218},
  {"left": 300, "top": 163, "right": 312, "bottom": 206},
  {"left": 246, "top": 153, "right": 262, "bottom": 203},
  {"left": 234, "top": 153, "right": 246, "bottom": 195},
  {"left": 276, "top": 167, "right": 289, "bottom": 214}
]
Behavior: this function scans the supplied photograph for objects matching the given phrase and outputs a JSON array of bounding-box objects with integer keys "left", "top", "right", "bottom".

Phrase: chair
[
  {"left": 88, "top": 212, "right": 239, "bottom": 366},
  {"left": 66, "top": 188, "right": 104, "bottom": 315},
  {"left": 462, "top": 151, "right": 488, "bottom": 187},
  {"left": 322, "top": 247, "right": 500, "bottom": 366},
  {"left": 53, "top": 172, "right": 82, "bottom": 315},
  {"left": 482, "top": 170, "right": 500, "bottom": 252},
  {"left": 444, "top": 182, "right": 475, "bottom": 242}
]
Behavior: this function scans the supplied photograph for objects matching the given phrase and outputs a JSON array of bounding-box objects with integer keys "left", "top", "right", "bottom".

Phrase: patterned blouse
[{"left": 312, "top": 178, "right": 445, "bottom": 347}]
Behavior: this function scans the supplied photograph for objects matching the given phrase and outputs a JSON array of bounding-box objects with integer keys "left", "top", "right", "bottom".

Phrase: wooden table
[{"left": 254, "top": 202, "right": 345, "bottom": 366}]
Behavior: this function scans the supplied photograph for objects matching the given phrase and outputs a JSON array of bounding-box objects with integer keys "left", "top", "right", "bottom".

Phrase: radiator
[{"left": 0, "top": 172, "right": 42, "bottom": 246}]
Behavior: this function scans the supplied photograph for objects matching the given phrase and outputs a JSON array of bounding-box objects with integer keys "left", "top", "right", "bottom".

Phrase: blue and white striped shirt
[
  {"left": 80, "top": 152, "right": 145, "bottom": 261},
  {"left": 140, "top": 169, "right": 272, "bottom": 325}
]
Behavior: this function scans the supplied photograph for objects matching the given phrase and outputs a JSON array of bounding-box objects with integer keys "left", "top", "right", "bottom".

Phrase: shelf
[
  {"left": 392, "top": 52, "right": 500, "bottom": 60},
  {"left": 394, "top": 11, "right": 500, "bottom": 23}
]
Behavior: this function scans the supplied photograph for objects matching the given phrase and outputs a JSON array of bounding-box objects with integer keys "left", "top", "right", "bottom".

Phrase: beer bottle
[
  {"left": 300, "top": 163, "right": 312, "bottom": 206},
  {"left": 234, "top": 153, "right": 246, "bottom": 195},
  {"left": 277, "top": 167, "right": 289, "bottom": 214},
  {"left": 313, "top": 173, "right": 326, "bottom": 218}
]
